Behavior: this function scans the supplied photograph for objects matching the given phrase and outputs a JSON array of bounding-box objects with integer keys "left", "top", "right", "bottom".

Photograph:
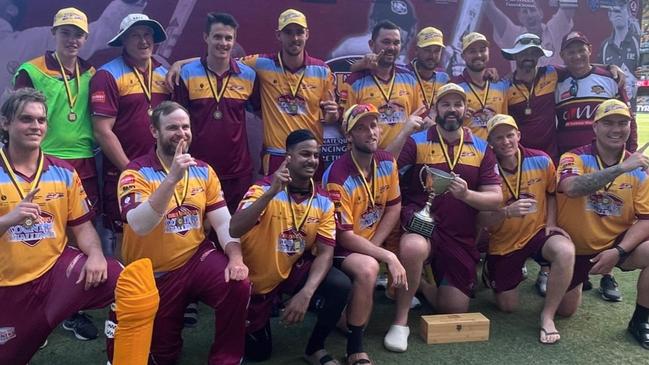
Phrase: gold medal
[
  {"left": 176, "top": 217, "right": 184, "bottom": 227},
  {"left": 147, "top": 107, "right": 153, "bottom": 117},
  {"left": 288, "top": 101, "right": 299, "bottom": 115},
  {"left": 23, "top": 217, "right": 34, "bottom": 227},
  {"left": 524, "top": 107, "right": 532, "bottom": 116},
  {"left": 278, "top": 52, "right": 306, "bottom": 112},
  {"left": 203, "top": 61, "right": 232, "bottom": 120},
  {"left": 132, "top": 59, "right": 154, "bottom": 118},
  {"left": 513, "top": 72, "right": 538, "bottom": 119},
  {"left": 213, "top": 109, "right": 223, "bottom": 120},
  {"left": 54, "top": 52, "right": 81, "bottom": 123}
]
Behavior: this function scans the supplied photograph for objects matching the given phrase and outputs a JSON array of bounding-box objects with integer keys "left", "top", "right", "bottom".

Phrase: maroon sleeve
[
  {"left": 173, "top": 77, "right": 190, "bottom": 107},
  {"left": 397, "top": 136, "right": 417, "bottom": 174},
  {"left": 89, "top": 69, "right": 120, "bottom": 117},
  {"left": 478, "top": 147, "right": 502, "bottom": 186},
  {"left": 13, "top": 70, "right": 34, "bottom": 89}
]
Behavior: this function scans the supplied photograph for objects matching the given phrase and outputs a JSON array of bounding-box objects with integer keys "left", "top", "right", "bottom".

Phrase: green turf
[
  {"left": 32, "top": 116, "right": 649, "bottom": 364},
  {"left": 32, "top": 264, "right": 648, "bottom": 365}
]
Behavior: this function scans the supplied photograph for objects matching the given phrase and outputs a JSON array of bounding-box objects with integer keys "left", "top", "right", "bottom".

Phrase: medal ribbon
[
  {"left": 0, "top": 148, "right": 44, "bottom": 200},
  {"left": 277, "top": 52, "right": 306, "bottom": 98},
  {"left": 156, "top": 150, "right": 189, "bottom": 208},
  {"left": 595, "top": 151, "right": 625, "bottom": 191},
  {"left": 436, "top": 126, "right": 464, "bottom": 171},
  {"left": 285, "top": 178, "right": 315, "bottom": 233},
  {"left": 371, "top": 70, "right": 396, "bottom": 107},
  {"left": 203, "top": 62, "right": 231, "bottom": 106},
  {"left": 463, "top": 76, "right": 490, "bottom": 111},
  {"left": 412, "top": 60, "right": 436, "bottom": 109},
  {"left": 350, "top": 151, "right": 377, "bottom": 207},
  {"left": 132, "top": 58, "right": 153, "bottom": 105},
  {"left": 53, "top": 53, "right": 81, "bottom": 111},
  {"left": 512, "top": 71, "right": 538, "bottom": 111},
  {"left": 498, "top": 148, "right": 523, "bottom": 200}
]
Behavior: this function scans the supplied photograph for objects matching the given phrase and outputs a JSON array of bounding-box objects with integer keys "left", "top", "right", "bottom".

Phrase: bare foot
[{"left": 539, "top": 318, "right": 560, "bottom": 344}]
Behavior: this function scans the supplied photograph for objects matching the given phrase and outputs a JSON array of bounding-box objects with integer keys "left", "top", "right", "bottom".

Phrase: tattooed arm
[{"left": 559, "top": 149, "right": 649, "bottom": 198}]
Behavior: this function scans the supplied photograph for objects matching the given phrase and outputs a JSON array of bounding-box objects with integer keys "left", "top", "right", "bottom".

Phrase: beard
[
  {"left": 436, "top": 111, "right": 462, "bottom": 131},
  {"left": 353, "top": 141, "right": 376, "bottom": 154}
]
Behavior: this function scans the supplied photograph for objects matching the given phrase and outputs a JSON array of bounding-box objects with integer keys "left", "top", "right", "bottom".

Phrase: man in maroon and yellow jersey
[
  {"left": 90, "top": 13, "right": 170, "bottom": 237},
  {"left": 0, "top": 88, "right": 158, "bottom": 365},
  {"left": 323, "top": 103, "right": 406, "bottom": 364},
  {"left": 555, "top": 99, "right": 649, "bottom": 350},
  {"left": 480, "top": 114, "right": 574, "bottom": 344},
  {"left": 231, "top": 129, "right": 350, "bottom": 364},
  {"left": 385, "top": 83, "right": 501, "bottom": 353},
  {"left": 242, "top": 9, "right": 339, "bottom": 176},
  {"left": 174, "top": 12, "right": 255, "bottom": 213},
  {"left": 117, "top": 101, "right": 250, "bottom": 365}
]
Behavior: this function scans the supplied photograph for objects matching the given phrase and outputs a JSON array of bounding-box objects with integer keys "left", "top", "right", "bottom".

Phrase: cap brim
[
  {"left": 346, "top": 111, "right": 379, "bottom": 132},
  {"left": 561, "top": 39, "right": 590, "bottom": 52},
  {"left": 501, "top": 44, "right": 553, "bottom": 60},
  {"left": 278, "top": 21, "right": 308, "bottom": 31},
  {"left": 463, "top": 39, "right": 489, "bottom": 52},
  {"left": 595, "top": 111, "right": 632, "bottom": 122},
  {"left": 435, "top": 90, "right": 466, "bottom": 104},
  {"left": 108, "top": 19, "right": 167, "bottom": 47},
  {"left": 417, "top": 41, "right": 445, "bottom": 49}
]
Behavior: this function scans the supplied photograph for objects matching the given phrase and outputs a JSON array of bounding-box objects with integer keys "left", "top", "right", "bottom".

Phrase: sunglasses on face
[
  {"left": 570, "top": 79, "right": 578, "bottom": 97},
  {"left": 517, "top": 37, "right": 542, "bottom": 46}
]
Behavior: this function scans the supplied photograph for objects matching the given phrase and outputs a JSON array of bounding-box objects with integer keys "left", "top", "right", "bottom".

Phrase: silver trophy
[{"left": 406, "top": 166, "right": 454, "bottom": 237}]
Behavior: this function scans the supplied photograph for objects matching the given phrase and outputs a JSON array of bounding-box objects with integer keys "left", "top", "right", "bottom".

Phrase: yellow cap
[
  {"left": 594, "top": 99, "right": 631, "bottom": 122},
  {"left": 342, "top": 104, "right": 379, "bottom": 133},
  {"left": 487, "top": 114, "right": 519, "bottom": 136},
  {"left": 278, "top": 9, "right": 307, "bottom": 31},
  {"left": 416, "top": 27, "right": 445, "bottom": 48},
  {"left": 52, "top": 7, "right": 88, "bottom": 34},
  {"left": 462, "top": 32, "right": 489, "bottom": 52},
  {"left": 434, "top": 83, "right": 466, "bottom": 104}
]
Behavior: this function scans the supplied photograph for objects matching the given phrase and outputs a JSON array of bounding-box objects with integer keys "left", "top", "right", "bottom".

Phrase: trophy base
[{"left": 406, "top": 215, "right": 436, "bottom": 238}]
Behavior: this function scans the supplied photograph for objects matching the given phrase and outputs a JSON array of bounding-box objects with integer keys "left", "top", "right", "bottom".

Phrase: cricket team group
[{"left": 0, "top": 5, "right": 648, "bottom": 365}]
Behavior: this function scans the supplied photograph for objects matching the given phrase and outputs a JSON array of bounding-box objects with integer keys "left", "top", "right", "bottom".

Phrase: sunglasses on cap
[{"left": 517, "top": 37, "right": 542, "bottom": 46}]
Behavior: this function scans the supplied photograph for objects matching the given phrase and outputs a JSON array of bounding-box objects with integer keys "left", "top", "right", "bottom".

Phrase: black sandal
[{"left": 628, "top": 320, "right": 649, "bottom": 350}]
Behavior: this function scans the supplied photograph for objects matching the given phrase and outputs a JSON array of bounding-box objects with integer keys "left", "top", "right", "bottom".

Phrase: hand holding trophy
[{"left": 405, "top": 165, "right": 454, "bottom": 237}]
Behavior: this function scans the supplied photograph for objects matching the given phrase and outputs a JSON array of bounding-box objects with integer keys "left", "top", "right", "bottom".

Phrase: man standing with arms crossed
[
  {"left": 174, "top": 12, "right": 255, "bottom": 214},
  {"left": 555, "top": 99, "right": 649, "bottom": 350},
  {"left": 117, "top": 101, "right": 250, "bottom": 365},
  {"left": 324, "top": 104, "right": 406, "bottom": 365},
  {"left": 231, "top": 129, "right": 350, "bottom": 365},
  {"left": 90, "top": 13, "right": 170, "bottom": 248},
  {"left": 480, "top": 114, "right": 575, "bottom": 344},
  {"left": 385, "top": 84, "right": 501, "bottom": 352}
]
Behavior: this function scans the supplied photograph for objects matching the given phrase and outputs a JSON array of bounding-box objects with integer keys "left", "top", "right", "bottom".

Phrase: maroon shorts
[
  {"left": 569, "top": 231, "right": 632, "bottom": 290},
  {"left": 220, "top": 174, "right": 253, "bottom": 214},
  {"left": 67, "top": 157, "right": 100, "bottom": 213},
  {"left": 149, "top": 240, "right": 251, "bottom": 365},
  {"left": 102, "top": 171, "right": 122, "bottom": 232},
  {"left": 262, "top": 153, "right": 325, "bottom": 181},
  {"left": 0, "top": 246, "right": 122, "bottom": 365},
  {"left": 428, "top": 234, "right": 481, "bottom": 297},
  {"left": 247, "top": 255, "right": 314, "bottom": 333},
  {"left": 485, "top": 229, "right": 554, "bottom": 293}
]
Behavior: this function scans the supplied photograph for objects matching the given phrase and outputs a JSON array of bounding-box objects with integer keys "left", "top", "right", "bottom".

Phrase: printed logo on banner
[{"left": 391, "top": 0, "right": 408, "bottom": 15}]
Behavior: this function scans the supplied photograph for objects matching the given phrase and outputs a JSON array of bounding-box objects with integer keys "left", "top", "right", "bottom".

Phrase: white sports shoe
[{"left": 384, "top": 324, "right": 410, "bottom": 352}]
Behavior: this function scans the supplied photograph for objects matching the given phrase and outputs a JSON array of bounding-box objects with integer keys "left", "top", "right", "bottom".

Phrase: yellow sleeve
[
  {"left": 557, "top": 152, "right": 584, "bottom": 185},
  {"left": 316, "top": 199, "right": 336, "bottom": 242},
  {"left": 634, "top": 173, "right": 649, "bottom": 217},
  {"left": 326, "top": 182, "right": 354, "bottom": 231},
  {"left": 205, "top": 166, "right": 226, "bottom": 212},
  {"left": 239, "top": 54, "right": 259, "bottom": 70},
  {"left": 117, "top": 168, "right": 152, "bottom": 219},
  {"left": 237, "top": 184, "right": 266, "bottom": 213},
  {"left": 546, "top": 157, "right": 557, "bottom": 194},
  {"left": 68, "top": 170, "right": 92, "bottom": 222}
]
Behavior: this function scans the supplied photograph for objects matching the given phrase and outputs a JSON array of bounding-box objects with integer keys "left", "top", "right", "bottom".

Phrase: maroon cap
[{"left": 560, "top": 31, "right": 591, "bottom": 51}]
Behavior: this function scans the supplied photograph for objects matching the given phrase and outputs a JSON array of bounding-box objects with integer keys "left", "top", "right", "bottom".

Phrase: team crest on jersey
[
  {"left": 278, "top": 228, "right": 306, "bottom": 256},
  {"left": 8, "top": 211, "right": 55, "bottom": 246},
  {"left": 164, "top": 204, "right": 201, "bottom": 235},
  {"left": 471, "top": 107, "right": 495, "bottom": 128},
  {"left": 378, "top": 103, "right": 405, "bottom": 125},
  {"left": 0, "top": 327, "right": 16, "bottom": 345},
  {"left": 278, "top": 94, "right": 306, "bottom": 116},
  {"left": 586, "top": 191, "right": 623, "bottom": 217},
  {"left": 590, "top": 85, "right": 606, "bottom": 95}
]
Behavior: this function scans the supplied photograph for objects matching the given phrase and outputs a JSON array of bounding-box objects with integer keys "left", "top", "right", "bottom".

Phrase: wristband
[{"left": 613, "top": 245, "right": 628, "bottom": 260}]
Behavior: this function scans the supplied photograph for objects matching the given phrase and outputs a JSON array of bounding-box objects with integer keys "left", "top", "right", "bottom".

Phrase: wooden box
[{"left": 420, "top": 312, "right": 489, "bottom": 344}]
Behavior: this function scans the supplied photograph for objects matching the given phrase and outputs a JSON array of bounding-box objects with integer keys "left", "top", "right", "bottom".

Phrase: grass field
[{"left": 31, "top": 116, "right": 649, "bottom": 365}]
